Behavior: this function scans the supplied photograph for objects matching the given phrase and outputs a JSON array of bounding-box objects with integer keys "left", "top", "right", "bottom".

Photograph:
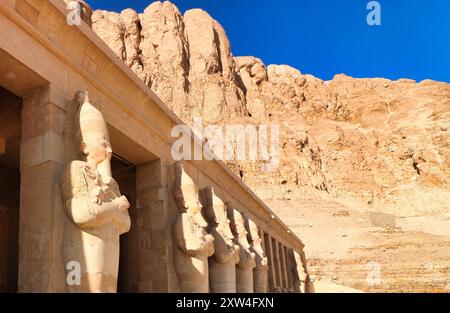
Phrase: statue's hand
[
  {"left": 115, "top": 209, "right": 131, "bottom": 234},
  {"left": 117, "top": 195, "right": 130, "bottom": 212},
  {"left": 90, "top": 186, "right": 102, "bottom": 205},
  {"left": 103, "top": 175, "right": 114, "bottom": 186}
]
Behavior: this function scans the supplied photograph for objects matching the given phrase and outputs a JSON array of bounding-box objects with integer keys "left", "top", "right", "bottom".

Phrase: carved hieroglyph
[
  {"left": 247, "top": 219, "right": 269, "bottom": 293},
  {"left": 227, "top": 204, "right": 256, "bottom": 293},
  {"left": 200, "top": 187, "right": 239, "bottom": 293},
  {"left": 172, "top": 162, "right": 214, "bottom": 292},
  {"left": 61, "top": 91, "right": 131, "bottom": 292}
]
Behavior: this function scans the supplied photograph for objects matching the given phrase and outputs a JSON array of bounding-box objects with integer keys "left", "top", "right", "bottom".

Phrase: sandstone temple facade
[{"left": 0, "top": 0, "right": 308, "bottom": 293}]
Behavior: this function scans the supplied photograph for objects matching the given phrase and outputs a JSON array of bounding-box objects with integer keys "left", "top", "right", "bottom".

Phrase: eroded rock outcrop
[{"left": 92, "top": 2, "right": 247, "bottom": 124}]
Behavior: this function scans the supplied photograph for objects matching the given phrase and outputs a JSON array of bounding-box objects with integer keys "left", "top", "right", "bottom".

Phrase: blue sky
[{"left": 89, "top": 0, "right": 450, "bottom": 83}]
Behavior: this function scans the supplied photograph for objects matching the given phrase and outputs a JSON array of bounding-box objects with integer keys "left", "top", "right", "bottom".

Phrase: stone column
[
  {"left": 286, "top": 248, "right": 299, "bottom": 292},
  {"left": 200, "top": 187, "right": 238, "bottom": 293},
  {"left": 172, "top": 162, "right": 214, "bottom": 293},
  {"left": 294, "top": 250, "right": 309, "bottom": 293},
  {"left": 263, "top": 233, "right": 277, "bottom": 292},
  {"left": 272, "top": 238, "right": 283, "bottom": 292},
  {"left": 227, "top": 204, "right": 256, "bottom": 293},
  {"left": 280, "top": 243, "right": 289, "bottom": 292},
  {"left": 18, "top": 85, "right": 67, "bottom": 292},
  {"left": 247, "top": 219, "right": 268, "bottom": 293},
  {"left": 135, "top": 160, "right": 168, "bottom": 292}
]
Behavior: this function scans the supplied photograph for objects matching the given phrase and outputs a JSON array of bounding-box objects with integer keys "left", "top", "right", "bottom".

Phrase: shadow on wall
[{"left": 0, "top": 87, "right": 21, "bottom": 293}]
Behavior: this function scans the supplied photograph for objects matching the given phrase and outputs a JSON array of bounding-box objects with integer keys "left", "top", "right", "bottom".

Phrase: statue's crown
[{"left": 75, "top": 90, "right": 108, "bottom": 141}]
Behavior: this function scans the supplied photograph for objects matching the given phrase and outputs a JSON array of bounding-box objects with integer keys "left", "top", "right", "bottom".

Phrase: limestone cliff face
[
  {"left": 231, "top": 69, "right": 450, "bottom": 218},
  {"left": 92, "top": 2, "right": 247, "bottom": 124},
  {"left": 90, "top": 1, "right": 450, "bottom": 292}
]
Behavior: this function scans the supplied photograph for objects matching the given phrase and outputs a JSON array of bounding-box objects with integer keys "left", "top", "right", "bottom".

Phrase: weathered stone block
[
  {"left": 15, "top": 0, "right": 40, "bottom": 27},
  {"left": 136, "top": 162, "right": 162, "bottom": 191},
  {"left": 18, "top": 230, "right": 52, "bottom": 292},
  {"left": 18, "top": 161, "right": 62, "bottom": 292},
  {"left": 138, "top": 251, "right": 164, "bottom": 281},
  {"left": 138, "top": 204, "right": 165, "bottom": 230},
  {"left": 20, "top": 131, "right": 64, "bottom": 168},
  {"left": 21, "top": 103, "right": 65, "bottom": 141},
  {"left": 19, "top": 161, "right": 62, "bottom": 232},
  {"left": 136, "top": 188, "right": 161, "bottom": 208},
  {"left": 149, "top": 229, "right": 166, "bottom": 250}
]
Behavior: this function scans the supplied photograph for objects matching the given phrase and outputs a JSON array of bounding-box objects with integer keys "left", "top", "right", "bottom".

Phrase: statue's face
[
  {"left": 185, "top": 193, "right": 208, "bottom": 228},
  {"left": 249, "top": 221, "right": 261, "bottom": 241},
  {"left": 185, "top": 198, "right": 201, "bottom": 214},
  {"left": 235, "top": 214, "right": 247, "bottom": 238},
  {"left": 218, "top": 208, "right": 234, "bottom": 239},
  {"left": 195, "top": 210, "right": 208, "bottom": 228},
  {"left": 224, "top": 217, "right": 234, "bottom": 239},
  {"left": 82, "top": 136, "right": 112, "bottom": 165}
]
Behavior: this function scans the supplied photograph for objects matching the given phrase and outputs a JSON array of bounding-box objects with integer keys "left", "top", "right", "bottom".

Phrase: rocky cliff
[{"left": 89, "top": 1, "right": 450, "bottom": 292}]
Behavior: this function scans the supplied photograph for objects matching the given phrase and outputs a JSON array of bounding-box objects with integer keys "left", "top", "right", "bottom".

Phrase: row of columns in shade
[
  {"left": 204, "top": 222, "right": 302, "bottom": 293},
  {"left": 261, "top": 229, "right": 300, "bottom": 293}
]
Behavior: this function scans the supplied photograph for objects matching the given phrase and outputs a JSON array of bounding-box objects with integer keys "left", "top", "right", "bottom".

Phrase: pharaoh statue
[
  {"left": 294, "top": 250, "right": 309, "bottom": 293},
  {"left": 172, "top": 162, "right": 214, "bottom": 292},
  {"left": 61, "top": 91, "right": 131, "bottom": 292},
  {"left": 199, "top": 187, "right": 239, "bottom": 293},
  {"left": 247, "top": 219, "right": 269, "bottom": 292},
  {"left": 286, "top": 249, "right": 297, "bottom": 292},
  {"left": 226, "top": 204, "right": 256, "bottom": 293}
]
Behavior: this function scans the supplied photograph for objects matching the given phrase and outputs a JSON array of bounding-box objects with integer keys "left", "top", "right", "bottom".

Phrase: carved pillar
[
  {"left": 18, "top": 85, "right": 67, "bottom": 292},
  {"left": 172, "top": 162, "right": 214, "bottom": 293},
  {"left": 286, "top": 248, "right": 300, "bottom": 292},
  {"left": 294, "top": 250, "right": 309, "bottom": 293},
  {"left": 280, "top": 243, "right": 289, "bottom": 292},
  {"left": 227, "top": 204, "right": 256, "bottom": 293},
  {"left": 263, "top": 233, "right": 277, "bottom": 292},
  {"left": 272, "top": 238, "right": 283, "bottom": 292},
  {"left": 135, "top": 160, "right": 168, "bottom": 292},
  {"left": 200, "top": 187, "right": 238, "bottom": 293},
  {"left": 247, "top": 219, "right": 268, "bottom": 293},
  {"left": 285, "top": 247, "right": 293, "bottom": 292}
]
